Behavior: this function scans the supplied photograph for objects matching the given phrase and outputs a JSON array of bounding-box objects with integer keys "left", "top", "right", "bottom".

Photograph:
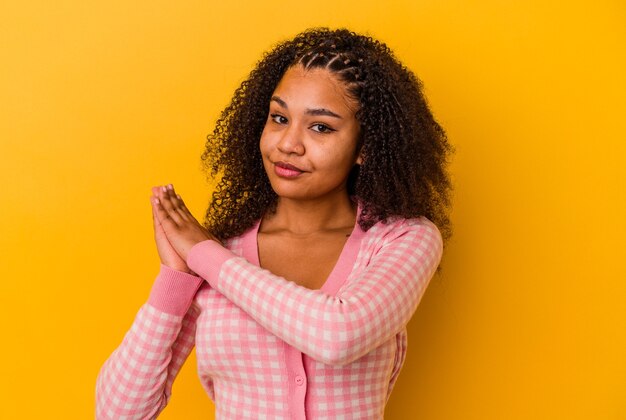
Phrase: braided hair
[{"left": 202, "top": 28, "right": 453, "bottom": 242}]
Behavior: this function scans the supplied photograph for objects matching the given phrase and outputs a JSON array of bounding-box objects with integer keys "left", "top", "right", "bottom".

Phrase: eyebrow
[{"left": 271, "top": 96, "right": 343, "bottom": 119}]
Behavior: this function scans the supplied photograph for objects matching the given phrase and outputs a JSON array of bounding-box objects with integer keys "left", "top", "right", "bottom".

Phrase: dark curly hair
[{"left": 202, "top": 28, "right": 453, "bottom": 242}]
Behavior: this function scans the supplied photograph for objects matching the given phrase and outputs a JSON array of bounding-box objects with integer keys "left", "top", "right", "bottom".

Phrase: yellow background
[{"left": 1, "top": 0, "right": 624, "bottom": 418}]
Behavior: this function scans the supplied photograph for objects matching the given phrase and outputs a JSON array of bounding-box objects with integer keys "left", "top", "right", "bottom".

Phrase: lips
[
  {"left": 273, "top": 161, "right": 305, "bottom": 178},
  {"left": 275, "top": 161, "right": 303, "bottom": 172}
]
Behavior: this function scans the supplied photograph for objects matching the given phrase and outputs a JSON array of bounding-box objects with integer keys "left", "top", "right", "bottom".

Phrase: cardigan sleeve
[
  {"left": 187, "top": 218, "right": 442, "bottom": 366},
  {"left": 95, "top": 265, "right": 203, "bottom": 419}
]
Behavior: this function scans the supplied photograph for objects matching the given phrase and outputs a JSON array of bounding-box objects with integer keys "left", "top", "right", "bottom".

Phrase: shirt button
[{"left": 295, "top": 375, "right": 305, "bottom": 386}]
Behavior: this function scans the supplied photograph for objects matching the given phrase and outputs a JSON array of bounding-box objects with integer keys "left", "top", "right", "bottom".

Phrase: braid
[{"left": 296, "top": 43, "right": 365, "bottom": 100}]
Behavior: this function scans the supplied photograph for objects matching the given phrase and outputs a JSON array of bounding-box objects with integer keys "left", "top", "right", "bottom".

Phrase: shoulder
[
  {"left": 359, "top": 216, "right": 444, "bottom": 268},
  {"left": 366, "top": 216, "right": 442, "bottom": 247}
]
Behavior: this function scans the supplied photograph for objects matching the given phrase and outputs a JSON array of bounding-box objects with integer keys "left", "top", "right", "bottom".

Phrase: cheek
[
  {"left": 316, "top": 148, "right": 356, "bottom": 179},
  {"left": 329, "top": 140, "right": 360, "bottom": 166},
  {"left": 259, "top": 131, "right": 274, "bottom": 173},
  {"left": 259, "top": 128, "right": 271, "bottom": 156}
]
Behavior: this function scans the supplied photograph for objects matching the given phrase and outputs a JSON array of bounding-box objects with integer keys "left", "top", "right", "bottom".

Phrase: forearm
[
  {"left": 96, "top": 266, "right": 202, "bottom": 419},
  {"left": 187, "top": 220, "right": 443, "bottom": 365}
]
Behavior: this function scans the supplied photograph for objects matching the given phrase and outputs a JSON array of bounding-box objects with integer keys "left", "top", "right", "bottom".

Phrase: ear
[
  {"left": 355, "top": 149, "right": 364, "bottom": 165},
  {"left": 354, "top": 143, "right": 364, "bottom": 165}
]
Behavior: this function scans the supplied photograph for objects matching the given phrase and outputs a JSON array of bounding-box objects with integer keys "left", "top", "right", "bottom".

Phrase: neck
[{"left": 264, "top": 195, "right": 357, "bottom": 235}]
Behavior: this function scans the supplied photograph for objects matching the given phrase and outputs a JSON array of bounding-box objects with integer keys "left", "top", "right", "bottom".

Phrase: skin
[
  {"left": 151, "top": 67, "right": 363, "bottom": 288},
  {"left": 150, "top": 184, "right": 215, "bottom": 274}
]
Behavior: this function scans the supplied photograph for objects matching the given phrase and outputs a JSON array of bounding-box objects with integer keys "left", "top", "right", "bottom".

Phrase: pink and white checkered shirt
[{"left": 96, "top": 215, "right": 442, "bottom": 419}]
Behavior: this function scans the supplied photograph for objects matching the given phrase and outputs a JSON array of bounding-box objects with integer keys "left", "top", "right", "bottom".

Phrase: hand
[
  {"left": 150, "top": 186, "right": 190, "bottom": 272},
  {"left": 150, "top": 184, "right": 218, "bottom": 264}
]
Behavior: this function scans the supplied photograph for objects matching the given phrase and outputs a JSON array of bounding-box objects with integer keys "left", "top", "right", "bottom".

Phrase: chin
[
  {"left": 272, "top": 184, "right": 349, "bottom": 204},
  {"left": 269, "top": 183, "right": 309, "bottom": 201}
]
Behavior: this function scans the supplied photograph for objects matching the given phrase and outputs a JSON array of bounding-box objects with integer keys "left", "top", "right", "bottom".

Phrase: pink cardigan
[{"left": 96, "top": 215, "right": 442, "bottom": 419}]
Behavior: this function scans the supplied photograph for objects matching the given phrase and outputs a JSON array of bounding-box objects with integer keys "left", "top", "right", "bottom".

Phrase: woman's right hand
[{"left": 151, "top": 186, "right": 190, "bottom": 273}]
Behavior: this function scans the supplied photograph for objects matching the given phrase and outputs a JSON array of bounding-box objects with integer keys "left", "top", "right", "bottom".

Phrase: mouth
[
  {"left": 273, "top": 161, "right": 305, "bottom": 178},
  {"left": 275, "top": 161, "right": 303, "bottom": 171}
]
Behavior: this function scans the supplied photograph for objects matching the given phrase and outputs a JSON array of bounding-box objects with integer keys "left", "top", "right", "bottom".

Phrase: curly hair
[{"left": 202, "top": 28, "right": 453, "bottom": 242}]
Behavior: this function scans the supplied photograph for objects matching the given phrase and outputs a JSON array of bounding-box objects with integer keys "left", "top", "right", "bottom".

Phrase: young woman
[{"left": 96, "top": 28, "right": 453, "bottom": 419}]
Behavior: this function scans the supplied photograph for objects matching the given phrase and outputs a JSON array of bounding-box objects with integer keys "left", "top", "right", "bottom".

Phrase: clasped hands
[{"left": 150, "top": 184, "right": 219, "bottom": 274}]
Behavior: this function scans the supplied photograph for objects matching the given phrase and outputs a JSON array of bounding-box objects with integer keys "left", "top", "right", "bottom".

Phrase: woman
[{"left": 96, "top": 28, "right": 452, "bottom": 419}]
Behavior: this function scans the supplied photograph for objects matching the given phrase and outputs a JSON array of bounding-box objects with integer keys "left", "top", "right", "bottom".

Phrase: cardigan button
[{"left": 295, "top": 375, "right": 305, "bottom": 386}]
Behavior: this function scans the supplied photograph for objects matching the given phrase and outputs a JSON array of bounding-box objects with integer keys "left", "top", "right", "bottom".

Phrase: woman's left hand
[{"left": 150, "top": 184, "right": 219, "bottom": 261}]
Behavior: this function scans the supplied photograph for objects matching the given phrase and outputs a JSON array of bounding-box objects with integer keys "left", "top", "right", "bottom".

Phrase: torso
[
  {"left": 191, "top": 215, "right": 434, "bottom": 418},
  {"left": 257, "top": 226, "right": 353, "bottom": 290}
]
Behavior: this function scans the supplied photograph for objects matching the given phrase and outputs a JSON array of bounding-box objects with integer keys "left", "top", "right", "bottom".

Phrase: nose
[{"left": 276, "top": 124, "right": 305, "bottom": 155}]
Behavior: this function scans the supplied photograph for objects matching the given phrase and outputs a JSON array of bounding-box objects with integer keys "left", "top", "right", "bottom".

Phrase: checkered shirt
[{"left": 96, "top": 216, "right": 442, "bottom": 419}]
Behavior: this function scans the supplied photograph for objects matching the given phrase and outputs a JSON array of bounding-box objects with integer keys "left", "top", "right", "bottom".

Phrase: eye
[
  {"left": 311, "top": 123, "right": 336, "bottom": 134},
  {"left": 270, "top": 114, "right": 288, "bottom": 124}
]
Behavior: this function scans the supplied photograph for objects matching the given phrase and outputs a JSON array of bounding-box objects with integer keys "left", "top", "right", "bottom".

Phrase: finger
[
  {"left": 166, "top": 184, "right": 195, "bottom": 221},
  {"left": 157, "top": 185, "right": 184, "bottom": 225},
  {"left": 175, "top": 193, "right": 195, "bottom": 218},
  {"left": 158, "top": 185, "right": 193, "bottom": 226},
  {"left": 172, "top": 189, "right": 194, "bottom": 219},
  {"left": 151, "top": 187, "right": 164, "bottom": 220},
  {"left": 151, "top": 194, "right": 182, "bottom": 229},
  {"left": 151, "top": 194, "right": 165, "bottom": 233}
]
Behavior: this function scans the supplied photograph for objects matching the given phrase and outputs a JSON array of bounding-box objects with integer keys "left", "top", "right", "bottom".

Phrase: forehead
[{"left": 272, "top": 66, "right": 358, "bottom": 113}]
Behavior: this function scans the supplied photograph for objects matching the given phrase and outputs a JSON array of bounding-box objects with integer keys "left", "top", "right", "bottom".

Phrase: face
[{"left": 260, "top": 66, "right": 362, "bottom": 203}]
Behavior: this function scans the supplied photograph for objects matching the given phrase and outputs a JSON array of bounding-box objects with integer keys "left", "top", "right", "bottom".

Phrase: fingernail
[
  {"left": 167, "top": 184, "right": 173, "bottom": 190},
  {"left": 161, "top": 186, "right": 167, "bottom": 192}
]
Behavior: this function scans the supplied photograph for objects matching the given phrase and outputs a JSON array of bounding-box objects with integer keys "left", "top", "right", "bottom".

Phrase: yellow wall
[{"left": 1, "top": 1, "right": 624, "bottom": 418}]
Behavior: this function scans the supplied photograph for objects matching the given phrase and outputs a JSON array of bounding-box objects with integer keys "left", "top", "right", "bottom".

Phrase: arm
[
  {"left": 148, "top": 184, "right": 442, "bottom": 366},
  {"left": 187, "top": 218, "right": 442, "bottom": 366},
  {"left": 95, "top": 266, "right": 203, "bottom": 420}
]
